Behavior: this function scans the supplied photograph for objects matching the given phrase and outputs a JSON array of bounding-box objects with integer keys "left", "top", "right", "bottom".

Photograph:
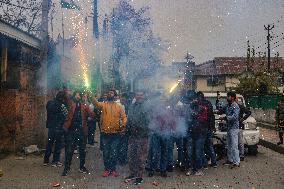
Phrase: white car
[{"left": 204, "top": 92, "right": 259, "bottom": 155}]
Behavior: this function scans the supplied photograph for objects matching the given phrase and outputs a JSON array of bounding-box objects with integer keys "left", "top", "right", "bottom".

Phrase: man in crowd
[
  {"left": 275, "top": 93, "right": 284, "bottom": 145},
  {"left": 61, "top": 91, "right": 95, "bottom": 176},
  {"left": 236, "top": 97, "right": 251, "bottom": 161},
  {"left": 186, "top": 91, "right": 209, "bottom": 176},
  {"left": 196, "top": 91, "right": 217, "bottom": 169},
  {"left": 222, "top": 91, "right": 240, "bottom": 168},
  {"left": 125, "top": 90, "right": 150, "bottom": 185},
  {"left": 93, "top": 89, "right": 127, "bottom": 177},
  {"left": 44, "top": 91, "right": 68, "bottom": 167},
  {"left": 147, "top": 94, "right": 175, "bottom": 177}
]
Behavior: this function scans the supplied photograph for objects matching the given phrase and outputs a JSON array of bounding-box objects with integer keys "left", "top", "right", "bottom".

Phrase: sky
[{"left": 51, "top": 0, "right": 284, "bottom": 64}]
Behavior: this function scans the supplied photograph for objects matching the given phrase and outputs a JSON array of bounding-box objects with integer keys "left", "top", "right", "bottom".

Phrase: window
[{"left": 207, "top": 76, "right": 224, "bottom": 86}]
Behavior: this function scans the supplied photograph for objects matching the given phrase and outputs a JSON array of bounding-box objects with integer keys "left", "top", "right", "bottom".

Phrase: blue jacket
[{"left": 224, "top": 102, "right": 240, "bottom": 130}]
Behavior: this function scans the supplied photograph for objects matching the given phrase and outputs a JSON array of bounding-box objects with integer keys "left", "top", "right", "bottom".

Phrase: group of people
[{"left": 43, "top": 88, "right": 251, "bottom": 185}]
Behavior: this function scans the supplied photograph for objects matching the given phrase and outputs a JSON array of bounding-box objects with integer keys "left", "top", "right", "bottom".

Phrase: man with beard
[
  {"left": 61, "top": 91, "right": 95, "bottom": 176},
  {"left": 93, "top": 89, "right": 127, "bottom": 177},
  {"left": 221, "top": 91, "right": 240, "bottom": 168}
]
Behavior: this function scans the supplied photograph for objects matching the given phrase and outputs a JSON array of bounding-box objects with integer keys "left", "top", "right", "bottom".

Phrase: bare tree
[{"left": 0, "top": 0, "right": 43, "bottom": 37}]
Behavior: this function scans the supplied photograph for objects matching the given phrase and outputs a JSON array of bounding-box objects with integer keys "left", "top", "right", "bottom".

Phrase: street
[{"left": 0, "top": 144, "right": 283, "bottom": 189}]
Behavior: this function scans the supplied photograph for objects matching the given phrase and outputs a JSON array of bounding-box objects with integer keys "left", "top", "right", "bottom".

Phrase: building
[
  {"left": 0, "top": 20, "right": 46, "bottom": 152},
  {"left": 195, "top": 57, "right": 284, "bottom": 92}
]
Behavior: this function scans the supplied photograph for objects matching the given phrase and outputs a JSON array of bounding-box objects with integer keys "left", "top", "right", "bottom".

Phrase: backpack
[{"left": 197, "top": 102, "right": 209, "bottom": 123}]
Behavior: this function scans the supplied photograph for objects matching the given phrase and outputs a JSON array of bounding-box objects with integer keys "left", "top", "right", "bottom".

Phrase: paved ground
[{"left": 0, "top": 143, "right": 283, "bottom": 189}]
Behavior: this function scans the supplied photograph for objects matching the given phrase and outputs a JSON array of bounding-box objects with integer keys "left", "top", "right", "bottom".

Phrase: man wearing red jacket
[{"left": 62, "top": 91, "right": 95, "bottom": 176}]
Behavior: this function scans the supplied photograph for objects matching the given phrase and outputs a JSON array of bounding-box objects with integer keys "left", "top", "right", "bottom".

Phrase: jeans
[
  {"left": 191, "top": 134, "right": 206, "bottom": 171},
  {"left": 167, "top": 137, "right": 184, "bottom": 167},
  {"left": 227, "top": 129, "right": 240, "bottom": 165},
  {"left": 101, "top": 133, "right": 121, "bottom": 171},
  {"left": 118, "top": 134, "right": 129, "bottom": 165},
  {"left": 44, "top": 128, "right": 64, "bottom": 163},
  {"left": 128, "top": 137, "right": 148, "bottom": 177},
  {"left": 64, "top": 128, "right": 87, "bottom": 169},
  {"left": 87, "top": 120, "right": 96, "bottom": 145},
  {"left": 238, "top": 129, "right": 245, "bottom": 158},
  {"left": 204, "top": 130, "right": 217, "bottom": 166},
  {"left": 148, "top": 133, "right": 169, "bottom": 172}
]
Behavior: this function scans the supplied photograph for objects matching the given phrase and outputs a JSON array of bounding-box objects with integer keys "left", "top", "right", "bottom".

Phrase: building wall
[
  {"left": 196, "top": 76, "right": 225, "bottom": 92},
  {"left": 225, "top": 76, "right": 240, "bottom": 88}
]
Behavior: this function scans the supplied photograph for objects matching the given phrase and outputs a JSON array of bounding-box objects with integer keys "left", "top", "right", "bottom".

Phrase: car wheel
[{"left": 248, "top": 145, "right": 258, "bottom": 156}]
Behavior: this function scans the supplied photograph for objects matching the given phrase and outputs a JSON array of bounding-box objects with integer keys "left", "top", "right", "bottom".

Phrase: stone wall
[{"left": 251, "top": 109, "right": 276, "bottom": 124}]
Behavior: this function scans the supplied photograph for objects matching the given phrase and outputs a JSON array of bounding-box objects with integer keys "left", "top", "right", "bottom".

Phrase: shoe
[
  {"left": 240, "top": 157, "right": 245, "bottom": 161},
  {"left": 111, "top": 170, "right": 119, "bottom": 177},
  {"left": 160, "top": 171, "right": 167, "bottom": 177},
  {"left": 43, "top": 162, "right": 49, "bottom": 166},
  {"left": 61, "top": 168, "right": 70, "bottom": 176},
  {"left": 203, "top": 165, "right": 208, "bottom": 170},
  {"left": 102, "top": 170, "right": 110, "bottom": 177},
  {"left": 56, "top": 162, "right": 63, "bottom": 167},
  {"left": 79, "top": 167, "right": 89, "bottom": 174},
  {"left": 194, "top": 170, "right": 204, "bottom": 176},
  {"left": 223, "top": 161, "right": 233, "bottom": 166},
  {"left": 277, "top": 142, "right": 283, "bottom": 145},
  {"left": 124, "top": 175, "right": 137, "bottom": 183},
  {"left": 211, "top": 163, "right": 218, "bottom": 168},
  {"left": 51, "top": 162, "right": 57, "bottom": 167},
  {"left": 148, "top": 171, "right": 154, "bottom": 177},
  {"left": 186, "top": 170, "right": 192, "bottom": 176},
  {"left": 230, "top": 164, "right": 240, "bottom": 169},
  {"left": 74, "top": 150, "right": 79, "bottom": 154},
  {"left": 134, "top": 178, "right": 144, "bottom": 185},
  {"left": 167, "top": 165, "right": 174, "bottom": 172}
]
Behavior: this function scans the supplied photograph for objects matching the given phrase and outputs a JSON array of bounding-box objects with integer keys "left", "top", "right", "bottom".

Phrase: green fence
[{"left": 246, "top": 95, "right": 281, "bottom": 109}]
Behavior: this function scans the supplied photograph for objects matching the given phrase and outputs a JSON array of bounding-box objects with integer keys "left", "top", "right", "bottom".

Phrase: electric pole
[
  {"left": 93, "top": 0, "right": 99, "bottom": 39},
  {"left": 264, "top": 24, "right": 274, "bottom": 72}
]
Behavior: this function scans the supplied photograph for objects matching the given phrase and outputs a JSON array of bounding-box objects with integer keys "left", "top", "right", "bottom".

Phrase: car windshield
[{"left": 205, "top": 96, "right": 244, "bottom": 110}]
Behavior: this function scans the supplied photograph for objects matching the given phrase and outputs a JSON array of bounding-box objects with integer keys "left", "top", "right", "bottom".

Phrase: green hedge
[{"left": 246, "top": 95, "right": 281, "bottom": 109}]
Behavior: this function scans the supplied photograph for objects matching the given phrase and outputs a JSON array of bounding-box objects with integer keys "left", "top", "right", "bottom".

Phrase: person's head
[
  {"left": 186, "top": 90, "right": 197, "bottom": 102},
  {"left": 107, "top": 89, "right": 117, "bottom": 101},
  {"left": 227, "top": 91, "right": 236, "bottom": 103},
  {"left": 56, "top": 91, "right": 66, "bottom": 103},
  {"left": 135, "top": 90, "right": 146, "bottom": 103},
  {"left": 196, "top": 91, "right": 205, "bottom": 101},
  {"left": 73, "top": 91, "right": 82, "bottom": 102}
]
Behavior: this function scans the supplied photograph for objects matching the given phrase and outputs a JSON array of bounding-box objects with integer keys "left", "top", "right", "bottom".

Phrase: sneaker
[
  {"left": 194, "top": 170, "right": 204, "bottom": 176},
  {"left": 186, "top": 170, "right": 192, "bottom": 176},
  {"left": 134, "top": 178, "right": 144, "bottom": 185},
  {"left": 61, "top": 168, "right": 70, "bottom": 176},
  {"left": 230, "top": 164, "right": 240, "bottom": 169},
  {"left": 51, "top": 162, "right": 57, "bottom": 167},
  {"left": 148, "top": 171, "right": 154, "bottom": 177},
  {"left": 240, "top": 157, "right": 245, "bottom": 161},
  {"left": 203, "top": 165, "right": 209, "bottom": 170},
  {"left": 43, "top": 162, "right": 49, "bottom": 166},
  {"left": 160, "top": 171, "right": 167, "bottom": 177},
  {"left": 56, "top": 162, "right": 63, "bottom": 167},
  {"left": 74, "top": 149, "right": 79, "bottom": 154},
  {"left": 124, "top": 175, "right": 137, "bottom": 182},
  {"left": 211, "top": 163, "right": 218, "bottom": 168},
  {"left": 102, "top": 170, "right": 110, "bottom": 177},
  {"left": 223, "top": 161, "right": 233, "bottom": 166},
  {"left": 79, "top": 167, "right": 89, "bottom": 174},
  {"left": 111, "top": 170, "right": 119, "bottom": 177}
]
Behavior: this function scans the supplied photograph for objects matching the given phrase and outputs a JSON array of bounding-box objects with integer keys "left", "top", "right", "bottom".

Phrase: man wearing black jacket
[
  {"left": 44, "top": 91, "right": 68, "bottom": 167},
  {"left": 237, "top": 99, "right": 251, "bottom": 161},
  {"left": 196, "top": 92, "right": 217, "bottom": 169}
]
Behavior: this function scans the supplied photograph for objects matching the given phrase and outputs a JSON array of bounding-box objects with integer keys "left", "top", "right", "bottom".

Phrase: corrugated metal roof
[{"left": 0, "top": 20, "right": 41, "bottom": 49}]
